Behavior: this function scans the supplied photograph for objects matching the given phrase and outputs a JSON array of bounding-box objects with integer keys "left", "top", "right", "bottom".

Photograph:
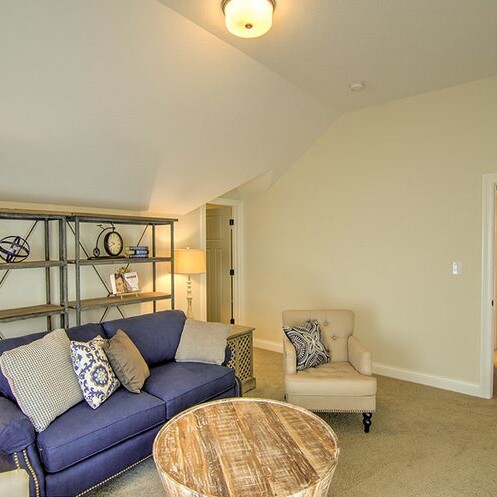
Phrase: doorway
[
  {"left": 481, "top": 173, "right": 497, "bottom": 398},
  {"left": 206, "top": 204, "right": 234, "bottom": 324},
  {"left": 494, "top": 187, "right": 497, "bottom": 392}
]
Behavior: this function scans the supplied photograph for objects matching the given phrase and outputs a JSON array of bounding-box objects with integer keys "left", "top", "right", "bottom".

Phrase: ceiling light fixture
[{"left": 221, "top": 0, "right": 276, "bottom": 39}]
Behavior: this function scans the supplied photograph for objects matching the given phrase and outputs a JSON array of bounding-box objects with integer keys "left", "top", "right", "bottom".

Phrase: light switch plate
[{"left": 452, "top": 261, "right": 462, "bottom": 275}]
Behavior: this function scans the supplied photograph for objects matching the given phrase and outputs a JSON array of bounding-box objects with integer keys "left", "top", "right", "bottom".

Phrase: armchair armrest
[
  {"left": 348, "top": 336, "right": 372, "bottom": 376},
  {"left": 283, "top": 335, "right": 297, "bottom": 375},
  {"left": 0, "top": 397, "right": 35, "bottom": 456}
]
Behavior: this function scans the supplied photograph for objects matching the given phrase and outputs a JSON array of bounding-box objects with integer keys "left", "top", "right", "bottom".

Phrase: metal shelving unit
[
  {"left": 0, "top": 208, "right": 177, "bottom": 331},
  {"left": 0, "top": 208, "right": 68, "bottom": 330},
  {"left": 68, "top": 212, "right": 177, "bottom": 326}
]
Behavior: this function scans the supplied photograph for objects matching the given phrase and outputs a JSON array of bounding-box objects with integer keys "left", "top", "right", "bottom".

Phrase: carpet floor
[{"left": 89, "top": 348, "right": 497, "bottom": 497}]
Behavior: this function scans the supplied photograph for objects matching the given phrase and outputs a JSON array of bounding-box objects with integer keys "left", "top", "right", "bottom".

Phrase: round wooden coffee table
[{"left": 153, "top": 398, "right": 339, "bottom": 497}]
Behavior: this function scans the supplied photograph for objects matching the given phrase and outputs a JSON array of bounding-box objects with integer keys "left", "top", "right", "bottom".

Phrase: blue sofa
[{"left": 0, "top": 310, "right": 240, "bottom": 497}]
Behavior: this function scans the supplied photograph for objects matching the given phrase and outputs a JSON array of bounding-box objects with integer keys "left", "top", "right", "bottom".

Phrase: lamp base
[{"left": 186, "top": 275, "right": 194, "bottom": 320}]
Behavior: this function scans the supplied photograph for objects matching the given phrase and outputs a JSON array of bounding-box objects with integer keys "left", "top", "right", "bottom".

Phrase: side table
[{"left": 227, "top": 325, "right": 256, "bottom": 393}]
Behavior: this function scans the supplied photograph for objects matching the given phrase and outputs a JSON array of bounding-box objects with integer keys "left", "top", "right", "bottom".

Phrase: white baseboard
[
  {"left": 372, "top": 362, "right": 483, "bottom": 397},
  {"left": 254, "top": 338, "right": 283, "bottom": 353},
  {"left": 253, "top": 339, "right": 484, "bottom": 397}
]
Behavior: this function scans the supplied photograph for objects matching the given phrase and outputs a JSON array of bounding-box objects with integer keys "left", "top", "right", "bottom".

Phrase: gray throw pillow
[
  {"left": 175, "top": 319, "right": 229, "bottom": 365},
  {"left": 0, "top": 329, "right": 83, "bottom": 432},
  {"left": 283, "top": 319, "right": 330, "bottom": 371},
  {"left": 102, "top": 329, "right": 150, "bottom": 394}
]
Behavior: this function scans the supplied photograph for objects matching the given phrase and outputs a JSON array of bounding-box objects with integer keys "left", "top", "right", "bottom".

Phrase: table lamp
[{"left": 174, "top": 248, "right": 206, "bottom": 319}]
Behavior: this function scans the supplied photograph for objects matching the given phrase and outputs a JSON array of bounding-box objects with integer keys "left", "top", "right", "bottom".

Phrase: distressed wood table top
[{"left": 153, "top": 397, "right": 339, "bottom": 497}]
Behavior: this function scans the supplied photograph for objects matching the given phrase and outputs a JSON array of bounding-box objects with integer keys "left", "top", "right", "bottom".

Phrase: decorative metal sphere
[{"left": 0, "top": 236, "right": 30, "bottom": 263}]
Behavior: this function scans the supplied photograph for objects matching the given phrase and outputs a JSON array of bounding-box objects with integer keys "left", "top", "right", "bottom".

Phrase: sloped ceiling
[
  {"left": 0, "top": 0, "right": 335, "bottom": 215},
  {"left": 2, "top": 1, "right": 497, "bottom": 215}
]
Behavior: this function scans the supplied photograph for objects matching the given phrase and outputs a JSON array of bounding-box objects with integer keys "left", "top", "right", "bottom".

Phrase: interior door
[{"left": 206, "top": 205, "right": 233, "bottom": 323}]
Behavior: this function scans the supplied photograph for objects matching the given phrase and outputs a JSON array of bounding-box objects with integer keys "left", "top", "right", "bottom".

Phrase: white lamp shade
[
  {"left": 224, "top": 0, "right": 274, "bottom": 39},
  {"left": 174, "top": 248, "right": 206, "bottom": 275}
]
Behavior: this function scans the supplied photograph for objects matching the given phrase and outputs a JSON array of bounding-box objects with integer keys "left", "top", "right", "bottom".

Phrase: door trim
[
  {"left": 203, "top": 197, "right": 244, "bottom": 324},
  {"left": 480, "top": 173, "right": 497, "bottom": 399}
]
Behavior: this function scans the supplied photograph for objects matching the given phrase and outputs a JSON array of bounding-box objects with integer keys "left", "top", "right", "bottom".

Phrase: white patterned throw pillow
[
  {"left": 0, "top": 329, "right": 84, "bottom": 432},
  {"left": 70, "top": 336, "right": 120, "bottom": 409},
  {"left": 283, "top": 320, "right": 330, "bottom": 371}
]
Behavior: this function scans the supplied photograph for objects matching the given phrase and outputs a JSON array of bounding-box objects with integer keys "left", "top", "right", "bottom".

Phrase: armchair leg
[{"left": 362, "top": 412, "right": 373, "bottom": 433}]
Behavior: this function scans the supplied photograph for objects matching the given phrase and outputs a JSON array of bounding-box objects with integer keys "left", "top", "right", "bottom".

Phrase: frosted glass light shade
[
  {"left": 174, "top": 248, "right": 206, "bottom": 275},
  {"left": 223, "top": 0, "right": 275, "bottom": 39}
]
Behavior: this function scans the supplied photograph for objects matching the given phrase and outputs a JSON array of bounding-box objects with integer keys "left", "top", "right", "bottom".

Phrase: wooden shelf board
[
  {"left": 69, "top": 212, "right": 177, "bottom": 225},
  {"left": 67, "top": 257, "right": 171, "bottom": 266},
  {"left": 68, "top": 291, "right": 171, "bottom": 310},
  {"left": 0, "top": 304, "right": 65, "bottom": 323},
  {"left": 0, "top": 260, "right": 65, "bottom": 270}
]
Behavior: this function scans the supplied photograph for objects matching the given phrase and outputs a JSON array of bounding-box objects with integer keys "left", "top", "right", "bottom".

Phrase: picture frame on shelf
[{"left": 110, "top": 271, "right": 140, "bottom": 295}]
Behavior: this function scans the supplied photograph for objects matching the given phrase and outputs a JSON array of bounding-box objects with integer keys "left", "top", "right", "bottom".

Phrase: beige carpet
[{"left": 90, "top": 349, "right": 497, "bottom": 497}]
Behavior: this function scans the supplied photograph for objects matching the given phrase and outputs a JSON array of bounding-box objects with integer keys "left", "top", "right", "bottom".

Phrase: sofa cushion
[
  {"left": 0, "top": 329, "right": 84, "bottom": 432},
  {"left": 65, "top": 323, "right": 105, "bottom": 343},
  {"left": 0, "top": 324, "right": 104, "bottom": 402},
  {"left": 36, "top": 388, "right": 165, "bottom": 473},
  {"left": 143, "top": 361, "right": 235, "bottom": 419},
  {"left": 102, "top": 310, "right": 186, "bottom": 367},
  {"left": 175, "top": 319, "right": 229, "bottom": 365},
  {"left": 102, "top": 329, "right": 150, "bottom": 393},
  {"left": 0, "top": 332, "right": 46, "bottom": 402},
  {"left": 70, "top": 336, "right": 120, "bottom": 409}
]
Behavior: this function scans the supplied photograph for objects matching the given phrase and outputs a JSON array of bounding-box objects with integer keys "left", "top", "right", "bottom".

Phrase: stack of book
[{"left": 125, "top": 246, "right": 149, "bottom": 258}]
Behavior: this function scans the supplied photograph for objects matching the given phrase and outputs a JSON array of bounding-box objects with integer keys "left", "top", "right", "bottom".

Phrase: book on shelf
[
  {"left": 125, "top": 254, "right": 149, "bottom": 259},
  {"left": 125, "top": 246, "right": 149, "bottom": 257}
]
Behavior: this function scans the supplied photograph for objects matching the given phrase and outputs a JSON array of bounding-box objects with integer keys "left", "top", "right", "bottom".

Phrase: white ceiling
[
  {"left": 1, "top": 0, "right": 496, "bottom": 215},
  {"left": 159, "top": 0, "right": 497, "bottom": 111}
]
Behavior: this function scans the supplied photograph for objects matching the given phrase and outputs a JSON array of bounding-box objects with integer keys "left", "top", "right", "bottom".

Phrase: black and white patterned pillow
[
  {"left": 70, "top": 336, "right": 120, "bottom": 409},
  {"left": 0, "top": 329, "right": 84, "bottom": 432},
  {"left": 283, "top": 320, "right": 330, "bottom": 371}
]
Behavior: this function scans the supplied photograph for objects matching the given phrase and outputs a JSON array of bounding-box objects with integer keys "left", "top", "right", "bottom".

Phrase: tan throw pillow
[
  {"left": 102, "top": 329, "right": 150, "bottom": 394},
  {"left": 0, "top": 329, "right": 83, "bottom": 432},
  {"left": 175, "top": 319, "right": 229, "bottom": 365}
]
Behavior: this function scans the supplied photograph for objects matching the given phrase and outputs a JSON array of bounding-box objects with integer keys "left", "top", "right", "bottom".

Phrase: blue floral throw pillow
[
  {"left": 70, "top": 336, "right": 120, "bottom": 409},
  {"left": 283, "top": 319, "right": 330, "bottom": 371}
]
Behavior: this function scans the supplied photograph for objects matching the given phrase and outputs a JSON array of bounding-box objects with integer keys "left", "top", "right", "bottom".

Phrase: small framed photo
[{"left": 110, "top": 272, "right": 140, "bottom": 295}]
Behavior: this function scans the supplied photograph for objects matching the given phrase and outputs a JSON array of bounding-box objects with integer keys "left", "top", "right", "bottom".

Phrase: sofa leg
[{"left": 362, "top": 412, "right": 373, "bottom": 433}]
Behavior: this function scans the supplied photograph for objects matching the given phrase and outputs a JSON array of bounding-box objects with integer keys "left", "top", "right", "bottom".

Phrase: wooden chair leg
[{"left": 362, "top": 412, "right": 373, "bottom": 433}]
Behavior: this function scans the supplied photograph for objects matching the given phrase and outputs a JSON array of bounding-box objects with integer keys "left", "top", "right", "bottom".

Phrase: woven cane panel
[
  {"left": 226, "top": 342, "right": 236, "bottom": 370},
  {"left": 236, "top": 334, "right": 252, "bottom": 381},
  {"left": 227, "top": 328, "right": 255, "bottom": 393}
]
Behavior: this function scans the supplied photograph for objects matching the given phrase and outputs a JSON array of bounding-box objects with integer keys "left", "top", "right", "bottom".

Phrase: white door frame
[
  {"left": 200, "top": 197, "right": 244, "bottom": 324},
  {"left": 480, "top": 173, "right": 496, "bottom": 399}
]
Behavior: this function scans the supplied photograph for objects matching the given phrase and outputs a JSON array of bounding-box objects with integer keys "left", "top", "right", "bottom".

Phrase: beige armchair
[{"left": 283, "top": 310, "right": 377, "bottom": 432}]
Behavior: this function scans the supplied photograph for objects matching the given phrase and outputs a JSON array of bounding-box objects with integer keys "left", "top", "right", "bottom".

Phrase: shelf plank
[
  {"left": 0, "top": 260, "right": 65, "bottom": 270},
  {"left": 67, "top": 257, "right": 172, "bottom": 266},
  {"left": 0, "top": 304, "right": 65, "bottom": 323},
  {"left": 70, "top": 212, "right": 177, "bottom": 225},
  {"left": 68, "top": 291, "right": 171, "bottom": 310}
]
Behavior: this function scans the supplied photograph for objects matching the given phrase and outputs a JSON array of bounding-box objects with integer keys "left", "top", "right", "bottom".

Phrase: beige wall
[{"left": 244, "top": 76, "right": 497, "bottom": 386}]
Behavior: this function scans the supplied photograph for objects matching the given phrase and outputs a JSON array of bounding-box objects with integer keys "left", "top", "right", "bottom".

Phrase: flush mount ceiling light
[{"left": 221, "top": 0, "right": 276, "bottom": 39}]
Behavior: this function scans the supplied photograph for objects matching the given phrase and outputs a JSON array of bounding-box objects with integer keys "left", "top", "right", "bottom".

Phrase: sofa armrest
[
  {"left": 283, "top": 335, "right": 297, "bottom": 375},
  {"left": 0, "top": 397, "right": 35, "bottom": 456},
  {"left": 348, "top": 336, "right": 372, "bottom": 376}
]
